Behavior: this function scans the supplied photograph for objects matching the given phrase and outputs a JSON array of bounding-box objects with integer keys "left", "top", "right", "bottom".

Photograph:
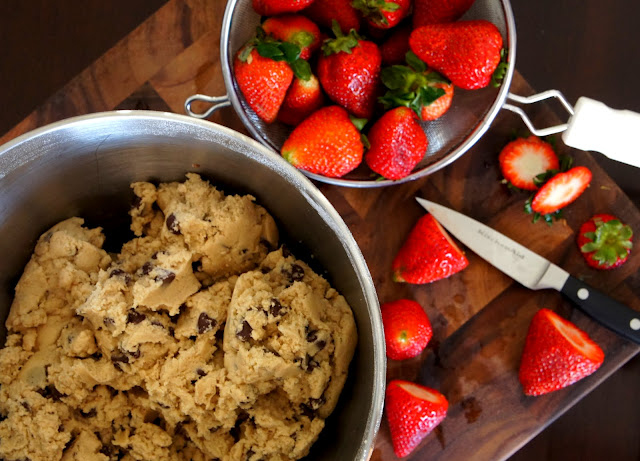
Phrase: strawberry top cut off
[
  {"left": 577, "top": 214, "right": 633, "bottom": 270},
  {"left": 498, "top": 136, "right": 559, "bottom": 191}
]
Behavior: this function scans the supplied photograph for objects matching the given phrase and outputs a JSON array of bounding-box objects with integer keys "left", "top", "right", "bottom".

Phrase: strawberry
[
  {"left": 262, "top": 14, "right": 321, "bottom": 60},
  {"left": 352, "top": 0, "right": 411, "bottom": 30},
  {"left": 303, "top": 0, "right": 362, "bottom": 33},
  {"left": 317, "top": 22, "right": 382, "bottom": 119},
  {"left": 252, "top": 0, "right": 315, "bottom": 16},
  {"left": 277, "top": 73, "right": 326, "bottom": 126},
  {"left": 577, "top": 214, "right": 633, "bottom": 270},
  {"left": 380, "top": 24, "right": 412, "bottom": 65},
  {"left": 519, "top": 308, "right": 604, "bottom": 396},
  {"left": 392, "top": 213, "right": 469, "bottom": 284},
  {"left": 365, "top": 107, "right": 428, "bottom": 180},
  {"left": 530, "top": 166, "right": 592, "bottom": 215},
  {"left": 413, "top": 0, "right": 476, "bottom": 27},
  {"left": 381, "top": 299, "right": 433, "bottom": 360},
  {"left": 498, "top": 136, "right": 560, "bottom": 191},
  {"left": 379, "top": 51, "right": 454, "bottom": 122},
  {"left": 385, "top": 380, "right": 448, "bottom": 458},
  {"left": 281, "top": 105, "right": 365, "bottom": 177},
  {"left": 409, "top": 20, "right": 504, "bottom": 90}
]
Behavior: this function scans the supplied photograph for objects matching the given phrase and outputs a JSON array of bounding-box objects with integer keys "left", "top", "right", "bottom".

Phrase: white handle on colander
[
  {"left": 505, "top": 93, "right": 640, "bottom": 168},
  {"left": 562, "top": 97, "right": 640, "bottom": 167}
]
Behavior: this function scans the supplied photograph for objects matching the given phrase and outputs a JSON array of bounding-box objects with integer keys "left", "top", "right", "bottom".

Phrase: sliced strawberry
[
  {"left": 530, "top": 166, "right": 592, "bottom": 215},
  {"left": 498, "top": 136, "right": 559, "bottom": 191},
  {"left": 392, "top": 213, "right": 469, "bottom": 284},
  {"left": 381, "top": 299, "right": 433, "bottom": 360},
  {"left": 519, "top": 308, "right": 604, "bottom": 396},
  {"left": 577, "top": 214, "right": 633, "bottom": 270},
  {"left": 385, "top": 380, "right": 448, "bottom": 458}
]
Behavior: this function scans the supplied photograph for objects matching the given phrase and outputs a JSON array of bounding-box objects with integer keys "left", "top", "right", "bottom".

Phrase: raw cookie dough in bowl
[{"left": 0, "top": 112, "right": 385, "bottom": 461}]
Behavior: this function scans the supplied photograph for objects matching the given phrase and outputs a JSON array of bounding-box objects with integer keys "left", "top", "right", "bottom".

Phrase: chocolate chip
[
  {"left": 131, "top": 195, "right": 142, "bottom": 210},
  {"left": 306, "top": 329, "right": 318, "bottom": 342},
  {"left": 21, "top": 402, "right": 30, "bottom": 411},
  {"left": 300, "top": 403, "right": 315, "bottom": 419},
  {"left": 58, "top": 424, "right": 65, "bottom": 432},
  {"left": 151, "top": 252, "right": 159, "bottom": 259},
  {"left": 111, "top": 351, "right": 129, "bottom": 364},
  {"left": 129, "top": 349, "right": 141, "bottom": 359},
  {"left": 316, "top": 340, "right": 326, "bottom": 350},
  {"left": 82, "top": 408, "right": 97, "bottom": 418},
  {"left": 260, "top": 266, "right": 271, "bottom": 274},
  {"left": 290, "top": 264, "right": 304, "bottom": 281},
  {"left": 0, "top": 414, "right": 6, "bottom": 422},
  {"left": 37, "top": 385, "right": 65, "bottom": 401},
  {"left": 305, "top": 354, "right": 319, "bottom": 372},
  {"left": 155, "top": 269, "right": 175, "bottom": 286},
  {"left": 236, "top": 321, "right": 252, "bottom": 341},
  {"left": 109, "top": 269, "right": 131, "bottom": 284},
  {"left": 150, "top": 320, "right": 164, "bottom": 328},
  {"left": 269, "top": 298, "right": 283, "bottom": 316},
  {"left": 127, "top": 310, "right": 145, "bottom": 325},
  {"left": 141, "top": 262, "right": 153, "bottom": 275},
  {"left": 91, "top": 352, "right": 103, "bottom": 361},
  {"left": 196, "top": 368, "right": 206, "bottom": 377},
  {"left": 197, "top": 312, "right": 216, "bottom": 334},
  {"left": 103, "top": 317, "right": 115, "bottom": 327},
  {"left": 166, "top": 213, "right": 181, "bottom": 235}
]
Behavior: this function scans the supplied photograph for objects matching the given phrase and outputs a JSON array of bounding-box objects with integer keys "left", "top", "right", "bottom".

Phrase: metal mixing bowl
[{"left": 0, "top": 111, "right": 385, "bottom": 460}]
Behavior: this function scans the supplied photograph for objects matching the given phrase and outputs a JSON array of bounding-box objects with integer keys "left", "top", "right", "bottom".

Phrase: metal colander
[{"left": 186, "top": 0, "right": 517, "bottom": 187}]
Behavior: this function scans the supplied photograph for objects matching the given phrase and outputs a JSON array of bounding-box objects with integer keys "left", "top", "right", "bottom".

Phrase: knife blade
[{"left": 416, "top": 197, "right": 640, "bottom": 344}]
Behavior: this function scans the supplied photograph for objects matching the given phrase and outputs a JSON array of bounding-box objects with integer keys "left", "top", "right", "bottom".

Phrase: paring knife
[{"left": 416, "top": 197, "right": 640, "bottom": 345}]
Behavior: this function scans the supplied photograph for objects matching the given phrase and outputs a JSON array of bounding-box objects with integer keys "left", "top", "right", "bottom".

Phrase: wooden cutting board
[{"left": 2, "top": 1, "right": 639, "bottom": 460}]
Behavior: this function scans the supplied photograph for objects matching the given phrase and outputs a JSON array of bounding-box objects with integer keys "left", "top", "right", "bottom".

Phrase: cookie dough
[{"left": 0, "top": 173, "right": 357, "bottom": 461}]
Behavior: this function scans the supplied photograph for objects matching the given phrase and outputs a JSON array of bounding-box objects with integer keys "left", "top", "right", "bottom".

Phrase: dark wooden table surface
[{"left": 1, "top": 1, "right": 639, "bottom": 460}]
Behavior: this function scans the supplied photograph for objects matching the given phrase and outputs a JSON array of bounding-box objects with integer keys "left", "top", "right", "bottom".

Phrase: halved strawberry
[
  {"left": 530, "top": 166, "right": 592, "bottom": 215},
  {"left": 498, "top": 136, "right": 559, "bottom": 191},
  {"left": 381, "top": 299, "right": 433, "bottom": 360},
  {"left": 519, "top": 308, "right": 604, "bottom": 396},
  {"left": 392, "top": 213, "right": 469, "bottom": 284},
  {"left": 577, "top": 214, "right": 633, "bottom": 270},
  {"left": 385, "top": 380, "right": 448, "bottom": 458}
]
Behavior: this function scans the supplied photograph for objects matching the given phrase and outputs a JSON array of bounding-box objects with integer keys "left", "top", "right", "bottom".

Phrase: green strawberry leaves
[
  {"left": 352, "top": 0, "right": 400, "bottom": 26},
  {"left": 379, "top": 52, "right": 448, "bottom": 118},
  {"left": 322, "top": 20, "right": 362, "bottom": 56},
  {"left": 580, "top": 217, "right": 633, "bottom": 265},
  {"left": 491, "top": 48, "right": 510, "bottom": 88},
  {"left": 243, "top": 27, "right": 312, "bottom": 80}
]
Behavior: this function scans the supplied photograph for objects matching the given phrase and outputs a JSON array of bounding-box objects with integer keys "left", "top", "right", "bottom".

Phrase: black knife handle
[{"left": 561, "top": 275, "right": 640, "bottom": 345}]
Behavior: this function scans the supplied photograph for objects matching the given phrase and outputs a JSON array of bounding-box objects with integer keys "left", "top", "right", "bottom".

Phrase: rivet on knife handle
[{"left": 561, "top": 275, "right": 640, "bottom": 344}]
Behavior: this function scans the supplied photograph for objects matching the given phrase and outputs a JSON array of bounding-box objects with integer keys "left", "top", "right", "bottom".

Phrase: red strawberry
[
  {"left": 530, "top": 166, "right": 592, "bottom": 215},
  {"left": 281, "top": 105, "right": 365, "bottom": 177},
  {"left": 262, "top": 14, "right": 321, "bottom": 60},
  {"left": 413, "top": 0, "right": 476, "bottom": 27},
  {"left": 409, "top": 20, "right": 503, "bottom": 90},
  {"left": 392, "top": 213, "right": 469, "bottom": 284},
  {"left": 303, "top": 0, "right": 362, "bottom": 33},
  {"left": 380, "top": 52, "right": 454, "bottom": 122},
  {"left": 385, "top": 380, "right": 448, "bottom": 458},
  {"left": 381, "top": 299, "right": 433, "bottom": 360},
  {"left": 252, "top": 0, "right": 315, "bottom": 16},
  {"left": 380, "top": 24, "right": 412, "bottom": 65},
  {"left": 277, "top": 73, "right": 326, "bottom": 126},
  {"left": 365, "top": 107, "right": 428, "bottom": 180},
  {"left": 353, "top": 0, "right": 411, "bottom": 30},
  {"left": 498, "top": 136, "right": 559, "bottom": 191},
  {"left": 317, "top": 24, "right": 382, "bottom": 119},
  {"left": 234, "top": 46, "right": 294, "bottom": 124},
  {"left": 577, "top": 214, "right": 633, "bottom": 270},
  {"left": 519, "top": 308, "right": 604, "bottom": 396}
]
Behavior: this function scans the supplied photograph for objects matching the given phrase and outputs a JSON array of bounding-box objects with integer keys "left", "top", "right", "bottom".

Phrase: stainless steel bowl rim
[{"left": 0, "top": 110, "right": 386, "bottom": 460}]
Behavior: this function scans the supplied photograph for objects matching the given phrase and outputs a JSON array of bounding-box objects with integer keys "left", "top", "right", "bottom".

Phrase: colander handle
[
  {"left": 504, "top": 92, "right": 640, "bottom": 168},
  {"left": 184, "top": 94, "right": 231, "bottom": 119}
]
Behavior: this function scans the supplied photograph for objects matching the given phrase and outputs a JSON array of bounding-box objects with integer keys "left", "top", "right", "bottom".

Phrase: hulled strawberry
[
  {"left": 392, "top": 213, "right": 469, "bottom": 284},
  {"left": 353, "top": 0, "right": 411, "bottom": 30},
  {"left": 499, "top": 136, "right": 560, "bottom": 191},
  {"left": 303, "top": 0, "right": 362, "bottom": 33},
  {"left": 262, "top": 14, "right": 321, "bottom": 60},
  {"left": 409, "top": 20, "right": 504, "bottom": 90},
  {"left": 365, "top": 107, "right": 428, "bottom": 180},
  {"left": 519, "top": 308, "right": 604, "bottom": 396},
  {"left": 380, "top": 24, "right": 412, "bottom": 65},
  {"left": 530, "top": 166, "right": 592, "bottom": 215},
  {"left": 281, "top": 105, "right": 365, "bottom": 177},
  {"left": 379, "top": 51, "right": 454, "bottom": 121},
  {"left": 277, "top": 73, "right": 326, "bottom": 125},
  {"left": 381, "top": 299, "right": 433, "bottom": 360},
  {"left": 577, "top": 214, "right": 633, "bottom": 270},
  {"left": 318, "top": 22, "right": 382, "bottom": 119},
  {"left": 413, "top": 0, "right": 476, "bottom": 27},
  {"left": 386, "top": 380, "right": 448, "bottom": 458},
  {"left": 252, "top": 0, "right": 315, "bottom": 16}
]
